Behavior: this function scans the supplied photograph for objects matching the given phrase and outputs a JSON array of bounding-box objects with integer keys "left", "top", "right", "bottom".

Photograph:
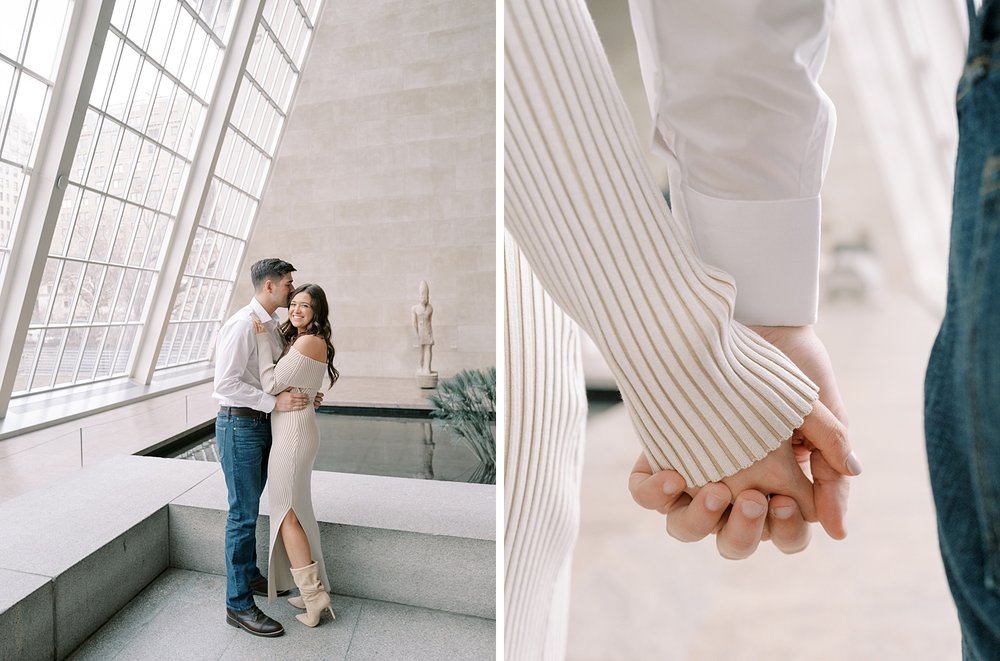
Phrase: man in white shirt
[{"left": 213, "top": 258, "right": 310, "bottom": 637}]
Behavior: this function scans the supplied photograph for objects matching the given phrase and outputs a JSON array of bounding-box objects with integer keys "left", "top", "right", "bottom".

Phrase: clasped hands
[{"left": 629, "top": 325, "right": 861, "bottom": 559}]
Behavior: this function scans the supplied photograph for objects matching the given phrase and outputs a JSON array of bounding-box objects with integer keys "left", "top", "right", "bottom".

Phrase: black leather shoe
[
  {"left": 226, "top": 605, "right": 284, "bottom": 637},
  {"left": 250, "top": 577, "right": 290, "bottom": 597}
]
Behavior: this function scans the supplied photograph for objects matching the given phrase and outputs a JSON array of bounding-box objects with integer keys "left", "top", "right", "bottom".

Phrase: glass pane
[
  {"left": 0, "top": 162, "right": 25, "bottom": 247},
  {"left": 181, "top": 25, "right": 207, "bottom": 92},
  {"left": 0, "top": 60, "right": 16, "bottom": 128},
  {"left": 164, "top": 88, "right": 190, "bottom": 153},
  {"left": 178, "top": 98, "right": 203, "bottom": 155},
  {"left": 0, "top": 0, "right": 30, "bottom": 60},
  {"left": 71, "top": 110, "right": 99, "bottom": 182},
  {"left": 147, "top": 2, "right": 175, "bottom": 63},
  {"left": 68, "top": 189, "right": 101, "bottom": 258},
  {"left": 55, "top": 327, "right": 87, "bottom": 385},
  {"left": 156, "top": 322, "right": 176, "bottom": 367},
  {"left": 144, "top": 214, "right": 169, "bottom": 266},
  {"left": 23, "top": 0, "right": 71, "bottom": 79},
  {"left": 170, "top": 275, "right": 190, "bottom": 321},
  {"left": 91, "top": 34, "right": 121, "bottom": 109},
  {"left": 127, "top": 59, "right": 159, "bottom": 132},
  {"left": 3, "top": 71, "right": 47, "bottom": 166},
  {"left": 125, "top": 0, "right": 157, "bottom": 47},
  {"left": 145, "top": 75, "right": 174, "bottom": 143},
  {"left": 129, "top": 209, "right": 154, "bottom": 265},
  {"left": 129, "top": 138, "right": 157, "bottom": 204},
  {"left": 95, "top": 265, "right": 122, "bottom": 323},
  {"left": 194, "top": 40, "right": 219, "bottom": 100},
  {"left": 112, "top": 127, "right": 140, "bottom": 186},
  {"left": 129, "top": 271, "right": 152, "bottom": 320},
  {"left": 49, "top": 260, "right": 82, "bottom": 324},
  {"left": 86, "top": 119, "right": 121, "bottom": 191},
  {"left": 96, "top": 325, "right": 121, "bottom": 378},
  {"left": 113, "top": 324, "right": 137, "bottom": 374},
  {"left": 107, "top": 42, "right": 141, "bottom": 122},
  {"left": 13, "top": 328, "right": 40, "bottom": 392},
  {"left": 32, "top": 328, "right": 66, "bottom": 390},
  {"left": 92, "top": 197, "right": 123, "bottom": 261},
  {"left": 29, "top": 258, "right": 61, "bottom": 324},
  {"left": 72, "top": 263, "right": 104, "bottom": 323},
  {"left": 165, "top": 9, "right": 193, "bottom": 77},
  {"left": 107, "top": 266, "right": 129, "bottom": 322},
  {"left": 213, "top": 0, "right": 236, "bottom": 40},
  {"left": 80, "top": 326, "right": 107, "bottom": 380},
  {"left": 160, "top": 158, "right": 184, "bottom": 213},
  {"left": 111, "top": 203, "right": 138, "bottom": 263},
  {"left": 50, "top": 183, "right": 79, "bottom": 256}
]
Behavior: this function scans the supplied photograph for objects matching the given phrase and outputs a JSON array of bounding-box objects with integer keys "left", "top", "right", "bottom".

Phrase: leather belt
[{"left": 219, "top": 406, "right": 269, "bottom": 421}]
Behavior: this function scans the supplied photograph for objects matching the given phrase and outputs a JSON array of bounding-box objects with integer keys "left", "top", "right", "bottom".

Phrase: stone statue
[{"left": 412, "top": 280, "right": 437, "bottom": 388}]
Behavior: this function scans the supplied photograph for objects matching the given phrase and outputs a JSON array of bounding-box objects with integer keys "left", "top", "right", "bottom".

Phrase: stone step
[
  {"left": 169, "top": 469, "right": 495, "bottom": 619},
  {"left": 0, "top": 455, "right": 495, "bottom": 660}
]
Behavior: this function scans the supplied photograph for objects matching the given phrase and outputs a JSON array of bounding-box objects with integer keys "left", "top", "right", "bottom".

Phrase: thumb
[{"left": 797, "top": 399, "right": 863, "bottom": 478}]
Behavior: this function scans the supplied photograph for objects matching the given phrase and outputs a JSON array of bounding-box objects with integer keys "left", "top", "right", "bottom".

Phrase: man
[{"left": 213, "top": 258, "right": 321, "bottom": 637}]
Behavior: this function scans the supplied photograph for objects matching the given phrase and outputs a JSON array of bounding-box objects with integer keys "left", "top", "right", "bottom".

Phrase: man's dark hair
[{"left": 250, "top": 258, "right": 296, "bottom": 290}]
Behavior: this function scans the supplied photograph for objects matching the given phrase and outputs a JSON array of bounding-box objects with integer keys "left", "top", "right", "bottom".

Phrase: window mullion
[
  {"left": 0, "top": 0, "right": 117, "bottom": 418},
  {"left": 129, "top": 0, "right": 267, "bottom": 385}
]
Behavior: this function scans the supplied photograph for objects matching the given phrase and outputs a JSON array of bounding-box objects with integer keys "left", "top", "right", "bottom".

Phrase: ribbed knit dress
[
  {"left": 504, "top": 0, "right": 821, "bottom": 656},
  {"left": 256, "top": 336, "right": 331, "bottom": 604}
]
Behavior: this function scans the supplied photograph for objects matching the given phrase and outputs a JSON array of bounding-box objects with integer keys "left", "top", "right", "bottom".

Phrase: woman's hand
[
  {"left": 250, "top": 313, "right": 268, "bottom": 335},
  {"left": 630, "top": 454, "right": 811, "bottom": 558}
]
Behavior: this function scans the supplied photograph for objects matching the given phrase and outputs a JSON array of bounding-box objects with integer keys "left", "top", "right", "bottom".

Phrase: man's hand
[
  {"left": 274, "top": 389, "right": 309, "bottom": 412},
  {"left": 750, "top": 325, "right": 857, "bottom": 539},
  {"left": 313, "top": 391, "right": 324, "bottom": 409}
]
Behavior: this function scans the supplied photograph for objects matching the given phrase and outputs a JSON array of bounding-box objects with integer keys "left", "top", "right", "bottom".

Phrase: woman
[{"left": 251, "top": 283, "right": 339, "bottom": 627}]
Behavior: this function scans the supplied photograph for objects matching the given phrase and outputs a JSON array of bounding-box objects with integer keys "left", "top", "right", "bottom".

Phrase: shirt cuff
[{"left": 680, "top": 183, "right": 820, "bottom": 326}]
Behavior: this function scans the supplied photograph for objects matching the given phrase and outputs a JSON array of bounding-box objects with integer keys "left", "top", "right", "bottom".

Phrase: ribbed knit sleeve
[
  {"left": 257, "top": 336, "right": 301, "bottom": 395},
  {"left": 504, "top": 0, "right": 820, "bottom": 485}
]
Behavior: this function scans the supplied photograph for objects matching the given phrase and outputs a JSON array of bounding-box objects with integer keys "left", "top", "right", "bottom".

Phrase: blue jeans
[
  {"left": 217, "top": 412, "right": 270, "bottom": 611},
  {"left": 925, "top": 2, "right": 1000, "bottom": 658}
]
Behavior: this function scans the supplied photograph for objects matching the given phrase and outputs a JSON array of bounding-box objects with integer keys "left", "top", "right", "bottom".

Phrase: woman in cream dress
[{"left": 251, "top": 283, "right": 339, "bottom": 627}]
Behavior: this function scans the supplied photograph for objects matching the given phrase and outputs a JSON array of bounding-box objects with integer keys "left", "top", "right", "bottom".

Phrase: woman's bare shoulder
[{"left": 293, "top": 334, "right": 327, "bottom": 361}]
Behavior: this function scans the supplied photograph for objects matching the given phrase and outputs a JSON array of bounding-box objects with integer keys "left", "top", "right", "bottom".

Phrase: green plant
[{"left": 427, "top": 367, "right": 496, "bottom": 483}]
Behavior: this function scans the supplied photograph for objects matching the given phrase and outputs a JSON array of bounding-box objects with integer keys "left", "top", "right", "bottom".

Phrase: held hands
[{"left": 628, "top": 325, "right": 860, "bottom": 558}]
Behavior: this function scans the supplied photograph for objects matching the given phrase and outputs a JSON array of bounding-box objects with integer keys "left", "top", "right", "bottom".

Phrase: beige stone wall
[{"left": 232, "top": 0, "right": 496, "bottom": 379}]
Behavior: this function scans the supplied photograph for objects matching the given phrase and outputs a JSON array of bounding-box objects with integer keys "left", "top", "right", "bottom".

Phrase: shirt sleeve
[
  {"left": 214, "top": 319, "right": 277, "bottom": 412},
  {"left": 629, "top": 0, "right": 836, "bottom": 325},
  {"left": 504, "top": 0, "right": 819, "bottom": 485}
]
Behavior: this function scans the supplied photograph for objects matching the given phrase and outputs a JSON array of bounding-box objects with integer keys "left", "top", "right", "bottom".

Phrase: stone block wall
[{"left": 232, "top": 0, "right": 496, "bottom": 379}]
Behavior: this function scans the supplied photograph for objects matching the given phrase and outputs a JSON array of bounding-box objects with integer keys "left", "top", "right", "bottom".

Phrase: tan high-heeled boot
[{"left": 289, "top": 562, "right": 335, "bottom": 626}]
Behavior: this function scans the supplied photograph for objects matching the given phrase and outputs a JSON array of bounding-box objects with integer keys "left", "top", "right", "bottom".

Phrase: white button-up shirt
[
  {"left": 630, "top": 0, "right": 835, "bottom": 325},
  {"left": 213, "top": 297, "right": 283, "bottom": 412}
]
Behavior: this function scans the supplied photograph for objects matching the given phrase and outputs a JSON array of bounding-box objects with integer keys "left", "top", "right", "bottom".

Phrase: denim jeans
[
  {"left": 924, "top": 2, "right": 1000, "bottom": 659},
  {"left": 217, "top": 412, "right": 270, "bottom": 611}
]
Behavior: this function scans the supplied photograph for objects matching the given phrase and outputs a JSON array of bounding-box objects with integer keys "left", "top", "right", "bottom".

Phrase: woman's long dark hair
[{"left": 278, "top": 283, "right": 340, "bottom": 386}]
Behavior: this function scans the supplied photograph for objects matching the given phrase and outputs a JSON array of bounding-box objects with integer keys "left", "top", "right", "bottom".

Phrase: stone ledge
[
  {"left": 0, "top": 568, "right": 54, "bottom": 661},
  {"left": 171, "top": 469, "right": 495, "bottom": 541}
]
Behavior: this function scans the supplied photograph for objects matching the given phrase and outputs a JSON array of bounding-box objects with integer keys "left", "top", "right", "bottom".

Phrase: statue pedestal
[{"left": 416, "top": 372, "right": 438, "bottom": 389}]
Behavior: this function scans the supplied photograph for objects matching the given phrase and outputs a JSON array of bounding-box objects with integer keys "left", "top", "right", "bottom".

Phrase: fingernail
[
  {"left": 846, "top": 451, "right": 864, "bottom": 476},
  {"left": 662, "top": 481, "right": 681, "bottom": 497},
  {"left": 770, "top": 506, "right": 795, "bottom": 520},
  {"left": 705, "top": 493, "right": 728, "bottom": 512},
  {"left": 739, "top": 500, "right": 766, "bottom": 519}
]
